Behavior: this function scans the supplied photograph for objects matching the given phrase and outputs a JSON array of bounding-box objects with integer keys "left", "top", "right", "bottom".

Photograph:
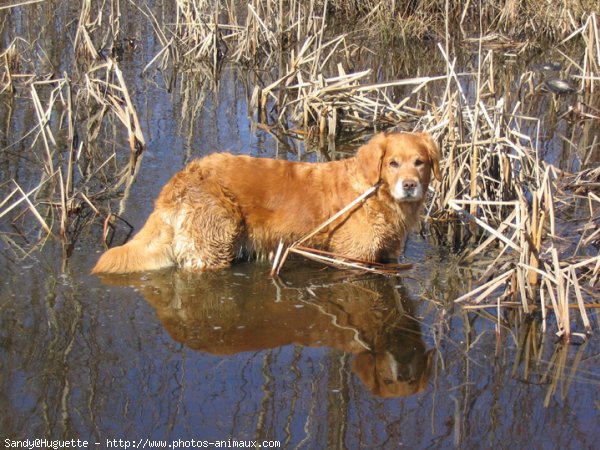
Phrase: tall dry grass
[
  {"left": 0, "top": 0, "right": 144, "bottom": 257},
  {"left": 0, "top": 1, "right": 598, "bottom": 337},
  {"left": 421, "top": 17, "right": 600, "bottom": 340}
]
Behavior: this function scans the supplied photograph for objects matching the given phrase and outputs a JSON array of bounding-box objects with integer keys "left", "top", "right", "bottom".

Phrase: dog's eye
[
  {"left": 415, "top": 159, "right": 424, "bottom": 167},
  {"left": 389, "top": 160, "right": 399, "bottom": 168}
]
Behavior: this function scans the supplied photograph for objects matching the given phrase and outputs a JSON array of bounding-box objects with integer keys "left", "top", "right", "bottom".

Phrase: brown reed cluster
[{"left": 1, "top": 0, "right": 144, "bottom": 258}]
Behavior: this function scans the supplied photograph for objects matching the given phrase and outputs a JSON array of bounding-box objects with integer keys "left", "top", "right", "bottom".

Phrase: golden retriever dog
[{"left": 92, "top": 131, "right": 441, "bottom": 274}]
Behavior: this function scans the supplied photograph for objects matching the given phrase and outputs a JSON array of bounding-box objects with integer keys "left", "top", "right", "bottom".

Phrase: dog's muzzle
[{"left": 392, "top": 179, "right": 423, "bottom": 202}]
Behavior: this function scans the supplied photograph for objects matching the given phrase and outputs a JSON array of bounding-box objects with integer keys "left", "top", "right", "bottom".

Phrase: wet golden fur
[{"left": 92, "top": 131, "right": 441, "bottom": 274}]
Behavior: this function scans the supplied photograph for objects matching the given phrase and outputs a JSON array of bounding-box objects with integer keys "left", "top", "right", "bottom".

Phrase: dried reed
[
  {"left": 1, "top": 0, "right": 598, "bottom": 338},
  {"left": 423, "top": 22, "right": 600, "bottom": 340},
  {"left": 0, "top": 1, "right": 146, "bottom": 255}
]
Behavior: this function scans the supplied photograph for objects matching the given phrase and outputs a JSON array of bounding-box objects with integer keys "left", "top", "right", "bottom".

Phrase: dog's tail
[{"left": 92, "top": 211, "right": 175, "bottom": 274}]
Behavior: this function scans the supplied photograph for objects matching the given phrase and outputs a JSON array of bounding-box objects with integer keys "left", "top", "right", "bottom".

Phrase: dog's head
[
  {"left": 352, "top": 348, "right": 434, "bottom": 398},
  {"left": 357, "top": 132, "right": 442, "bottom": 202}
]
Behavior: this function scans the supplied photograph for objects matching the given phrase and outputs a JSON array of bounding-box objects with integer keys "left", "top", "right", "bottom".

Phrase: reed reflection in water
[{"left": 1, "top": 245, "right": 599, "bottom": 447}]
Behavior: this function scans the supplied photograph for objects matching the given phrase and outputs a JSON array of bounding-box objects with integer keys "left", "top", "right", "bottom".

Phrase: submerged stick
[{"left": 289, "top": 246, "right": 413, "bottom": 274}]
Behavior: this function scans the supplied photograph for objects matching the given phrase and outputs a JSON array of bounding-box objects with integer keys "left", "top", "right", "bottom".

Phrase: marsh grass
[
  {"left": 253, "top": 6, "right": 598, "bottom": 338},
  {"left": 0, "top": 1, "right": 146, "bottom": 257},
  {"left": 420, "top": 24, "right": 600, "bottom": 339},
  {"left": 0, "top": 0, "right": 598, "bottom": 336}
]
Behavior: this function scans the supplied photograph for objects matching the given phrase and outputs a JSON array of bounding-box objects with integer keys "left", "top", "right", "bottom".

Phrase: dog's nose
[{"left": 403, "top": 180, "right": 417, "bottom": 191}]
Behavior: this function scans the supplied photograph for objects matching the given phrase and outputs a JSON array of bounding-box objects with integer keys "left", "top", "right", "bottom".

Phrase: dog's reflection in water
[{"left": 100, "top": 266, "right": 433, "bottom": 398}]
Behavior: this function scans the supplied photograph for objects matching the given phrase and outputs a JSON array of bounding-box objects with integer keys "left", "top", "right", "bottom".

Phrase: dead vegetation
[
  {"left": 0, "top": 1, "right": 144, "bottom": 258},
  {"left": 0, "top": 1, "right": 598, "bottom": 337},
  {"left": 426, "top": 17, "right": 600, "bottom": 341}
]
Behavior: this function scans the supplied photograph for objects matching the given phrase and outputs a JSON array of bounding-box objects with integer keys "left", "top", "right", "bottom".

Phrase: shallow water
[
  {"left": 2, "top": 244, "right": 599, "bottom": 448},
  {"left": 1, "top": 2, "right": 599, "bottom": 449}
]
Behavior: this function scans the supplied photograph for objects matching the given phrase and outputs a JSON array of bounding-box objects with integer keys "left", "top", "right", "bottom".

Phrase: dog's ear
[
  {"left": 418, "top": 132, "right": 442, "bottom": 182},
  {"left": 357, "top": 133, "right": 388, "bottom": 185},
  {"left": 351, "top": 352, "right": 378, "bottom": 393},
  {"left": 416, "top": 349, "right": 435, "bottom": 393}
]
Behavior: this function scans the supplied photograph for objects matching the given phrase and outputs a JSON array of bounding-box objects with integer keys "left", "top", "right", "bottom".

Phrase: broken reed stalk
[
  {"left": 287, "top": 246, "right": 413, "bottom": 274},
  {"left": 13, "top": 181, "right": 52, "bottom": 235},
  {"left": 270, "top": 182, "right": 415, "bottom": 276},
  {"left": 0, "top": 0, "right": 45, "bottom": 11},
  {"left": 461, "top": 303, "right": 600, "bottom": 310},
  {"left": 468, "top": 5, "right": 484, "bottom": 228},
  {"left": 108, "top": 59, "right": 146, "bottom": 170},
  {"left": 425, "top": 34, "right": 599, "bottom": 338}
]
